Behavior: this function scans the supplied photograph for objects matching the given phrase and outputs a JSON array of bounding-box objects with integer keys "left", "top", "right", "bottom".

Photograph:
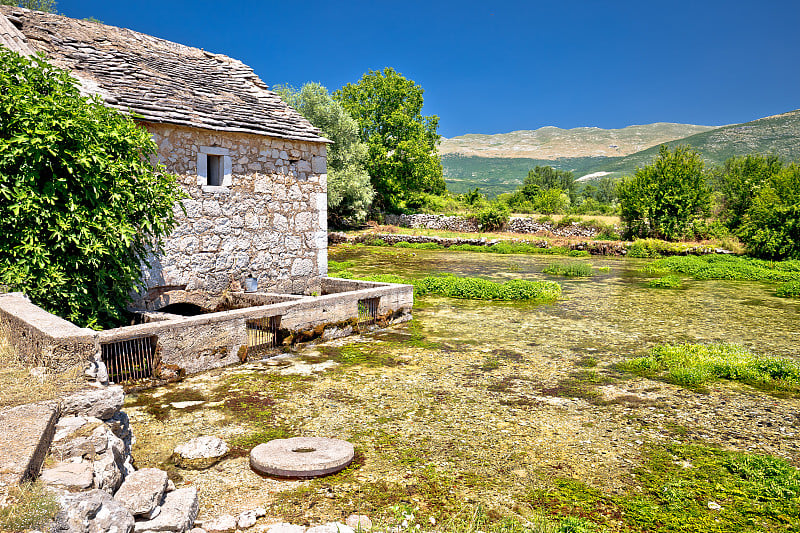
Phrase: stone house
[{"left": 0, "top": 6, "right": 330, "bottom": 300}]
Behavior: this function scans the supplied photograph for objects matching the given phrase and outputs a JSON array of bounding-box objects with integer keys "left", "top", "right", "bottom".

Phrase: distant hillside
[
  {"left": 577, "top": 109, "right": 800, "bottom": 180},
  {"left": 440, "top": 123, "right": 715, "bottom": 159},
  {"left": 442, "top": 110, "right": 800, "bottom": 196}
]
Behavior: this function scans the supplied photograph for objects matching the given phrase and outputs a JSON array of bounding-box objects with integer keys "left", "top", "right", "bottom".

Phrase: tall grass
[{"left": 542, "top": 262, "right": 594, "bottom": 277}]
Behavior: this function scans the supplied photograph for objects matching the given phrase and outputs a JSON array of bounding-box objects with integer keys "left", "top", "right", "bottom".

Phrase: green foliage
[
  {"left": 0, "top": 481, "right": 60, "bottom": 531},
  {"left": 274, "top": 82, "right": 374, "bottom": 225},
  {"left": 648, "top": 275, "right": 682, "bottom": 288},
  {"left": 618, "top": 343, "right": 800, "bottom": 393},
  {"left": 641, "top": 254, "right": 800, "bottom": 286},
  {"left": 334, "top": 68, "right": 445, "bottom": 212},
  {"left": 522, "top": 165, "right": 577, "bottom": 202},
  {"left": 776, "top": 280, "right": 800, "bottom": 298},
  {"left": 0, "top": 0, "right": 56, "bottom": 12},
  {"left": 626, "top": 239, "right": 690, "bottom": 258},
  {"left": 716, "top": 154, "right": 784, "bottom": 233},
  {"left": 474, "top": 202, "right": 510, "bottom": 231},
  {"left": 0, "top": 50, "right": 183, "bottom": 328},
  {"left": 738, "top": 163, "right": 800, "bottom": 259},
  {"left": 542, "top": 262, "right": 594, "bottom": 277},
  {"left": 618, "top": 145, "right": 711, "bottom": 240},
  {"left": 338, "top": 272, "right": 562, "bottom": 302}
]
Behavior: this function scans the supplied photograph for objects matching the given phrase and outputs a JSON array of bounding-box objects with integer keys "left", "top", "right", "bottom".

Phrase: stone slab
[
  {"left": 250, "top": 437, "right": 353, "bottom": 478},
  {"left": 134, "top": 487, "right": 199, "bottom": 532},
  {"left": 0, "top": 402, "right": 59, "bottom": 492}
]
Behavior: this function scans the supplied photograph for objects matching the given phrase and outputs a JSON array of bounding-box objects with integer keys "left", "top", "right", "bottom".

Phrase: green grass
[
  {"left": 647, "top": 275, "right": 682, "bottom": 288},
  {"left": 542, "top": 262, "right": 595, "bottom": 277},
  {"left": 627, "top": 239, "right": 694, "bottom": 258},
  {"left": 618, "top": 343, "right": 800, "bottom": 393},
  {"left": 776, "top": 280, "right": 800, "bottom": 298},
  {"left": 641, "top": 254, "right": 800, "bottom": 298},
  {"left": 0, "top": 481, "right": 60, "bottom": 532},
  {"left": 337, "top": 272, "right": 562, "bottom": 302}
]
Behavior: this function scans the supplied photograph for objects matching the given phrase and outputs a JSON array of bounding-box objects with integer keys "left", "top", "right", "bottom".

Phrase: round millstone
[{"left": 249, "top": 437, "right": 354, "bottom": 478}]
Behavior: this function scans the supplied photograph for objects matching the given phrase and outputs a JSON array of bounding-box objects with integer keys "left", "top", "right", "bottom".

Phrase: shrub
[
  {"left": 626, "top": 239, "right": 689, "bottom": 258},
  {"left": 474, "top": 203, "right": 510, "bottom": 231},
  {"left": 0, "top": 49, "right": 184, "bottom": 329},
  {"left": 777, "top": 281, "right": 800, "bottom": 298}
]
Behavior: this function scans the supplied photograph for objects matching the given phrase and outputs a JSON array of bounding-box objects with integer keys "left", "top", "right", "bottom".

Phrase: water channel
[{"left": 126, "top": 246, "right": 800, "bottom": 526}]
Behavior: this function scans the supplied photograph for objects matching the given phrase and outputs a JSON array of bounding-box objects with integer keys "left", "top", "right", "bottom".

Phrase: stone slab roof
[{"left": 0, "top": 6, "right": 328, "bottom": 143}]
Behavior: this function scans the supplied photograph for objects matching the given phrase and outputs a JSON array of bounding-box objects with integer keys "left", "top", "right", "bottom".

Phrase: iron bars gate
[
  {"left": 101, "top": 335, "right": 157, "bottom": 383},
  {"left": 246, "top": 315, "right": 281, "bottom": 357},
  {"left": 357, "top": 297, "right": 380, "bottom": 327}
]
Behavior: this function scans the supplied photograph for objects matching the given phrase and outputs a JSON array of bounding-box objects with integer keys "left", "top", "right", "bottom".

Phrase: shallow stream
[{"left": 126, "top": 246, "right": 800, "bottom": 527}]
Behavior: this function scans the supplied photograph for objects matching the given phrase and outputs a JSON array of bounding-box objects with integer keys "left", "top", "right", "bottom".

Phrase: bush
[
  {"left": 776, "top": 281, "right": 800, "bottom": 298},
  {"left": 717, "top": 154, "right": 783, "bottom": 234},
  {"left": 474, "top": 203, "right": 510, "bottom": 231},
  {"left": 0, "top": 49, "right": 184, "bottom": 328},
  {"left": 618, "top": 145, "right": 711, "bottom": 240}
]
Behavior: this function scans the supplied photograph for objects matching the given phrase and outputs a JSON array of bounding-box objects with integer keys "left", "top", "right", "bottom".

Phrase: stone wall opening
[
  {"left": 246, "top": 316, "right": 281, "bottom": 358},
  {"left": 357, "top": 297, "right": 380, "bottom": 327},
  {"left": 101, "top": 335, "right": 157, "bottom": 383}
]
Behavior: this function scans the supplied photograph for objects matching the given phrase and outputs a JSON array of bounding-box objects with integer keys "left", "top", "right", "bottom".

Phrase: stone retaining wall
[{"left": 384, "top": 213, "right": 602, "bottom": 237}]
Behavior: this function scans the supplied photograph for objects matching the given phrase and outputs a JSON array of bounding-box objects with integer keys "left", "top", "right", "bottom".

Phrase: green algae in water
[
  {"left": 542, "top": 262, "right": 594, "bottom": 277},
  {"left": 648, "top": 275, "right": 682, "bottom": 288}
]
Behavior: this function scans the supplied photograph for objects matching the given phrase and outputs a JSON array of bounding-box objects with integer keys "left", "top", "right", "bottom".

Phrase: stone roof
[{"left": 0, "top": 6, "right": 328, "bottom": 143}]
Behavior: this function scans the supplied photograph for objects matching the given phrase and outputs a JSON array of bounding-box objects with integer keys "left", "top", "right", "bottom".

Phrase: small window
[
  {"left": 207, "top": 154, "right": 223, "bottom": 186},
  {"left": 197, "top": 146, "right": 231, "bottom": 189}
]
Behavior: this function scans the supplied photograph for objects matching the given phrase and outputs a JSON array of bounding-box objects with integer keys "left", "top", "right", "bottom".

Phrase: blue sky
[{"left": 57, "top": 0, "right": 800, "bottom": 137}]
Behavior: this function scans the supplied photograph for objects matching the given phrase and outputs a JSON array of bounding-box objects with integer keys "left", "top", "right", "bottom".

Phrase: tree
[
  {"left": 617, "top": 145, "right": 711, "bottom": 240},
  {"left": 0, "top": 0, "right": 56, "bottom": 12},
  {"left": 522, "top": 166, "right": 576, "bottom": 203},
  {"left": 0, "top": 49, "right": 184, "bottom": 328},
  {"left": 716, "top": 154, "right": 783, "bottom": 234},
  {"left": 274, "top": 83, "right": 374, "bottom": 225},
  {"left": 739, "top": 164, "right": 800, "bottom": 259},
  {"left": 334, "top": 67, "right": 445, "bottom": 212}
]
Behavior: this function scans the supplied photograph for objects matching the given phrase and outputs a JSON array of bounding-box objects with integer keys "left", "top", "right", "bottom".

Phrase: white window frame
[{"left": 197, "top": 146, "right": 232, "bottom": 190}]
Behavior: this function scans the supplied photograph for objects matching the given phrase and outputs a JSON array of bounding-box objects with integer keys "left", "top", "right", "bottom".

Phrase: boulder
[
  {"left": 172, "top": 436, "right": 228, "bottom": 469},
  {"left": 61, "top": 386, "right": 125, "bottom": 420},
  {"left": 40, "top": 462, "right": 94, "bottom": 491},
  {"left": 204, "top": 514, "right": 237, "bottom": 532},
  {"left": 133, "top": 487, "right": 199, "bottom": 532},
  {"left": 114, "top": 468, "right": 168, "bottom": 516},
  {"left": 51, "top": 489, "right": 135, "bottom": 533},
  {"left": 237, "top": 510, "right": 259, "bottom": 529}
]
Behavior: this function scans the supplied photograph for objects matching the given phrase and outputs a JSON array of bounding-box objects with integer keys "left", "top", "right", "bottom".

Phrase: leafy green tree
[
  {"left": 617, "top": 145, "right": 711, "bottom": 240},
  {"left": 334, "top": 67, "right": 445, "bottom": 212},
  {"left": 522, "top": 166, "right": 576, "bottom": 202},
  {"left": 595, "top": 175, "right": 619, "bottom": 205},
  {"left": 716, "top": 154, "right": 783, "bottom": 234},
  {"left": 274, "top": 82, "right": 374, "bottom": 225},
  {"left": 0, "top": 0, "right": 56, "bottom": 12},
  {"left": 739, "top": 164, "right": 800, "bottom": 259},
  {"left": 0, "top": 49, "right": 184, "bottom": 328}
]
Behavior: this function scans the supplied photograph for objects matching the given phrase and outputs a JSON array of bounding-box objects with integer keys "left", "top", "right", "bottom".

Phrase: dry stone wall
[
  {"left": 143, "top": 123, "right": 328, "bottom": 297},
  {"left": 384, "top": 213, "right": 601, "bottom": 238}
]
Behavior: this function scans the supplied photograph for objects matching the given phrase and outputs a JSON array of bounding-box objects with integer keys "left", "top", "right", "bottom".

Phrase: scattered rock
[
  {"left": 51, "top": 489, "right": 134, "bottom": 533},
  {"left": 306, "top": 523, "right": 353, "bottom": 533},
  {"left": 114, "top": 467, "right": 168, "bottom": 516},
  {"left": 172, "top": 436, "right": 229, "bottom": 469},
  {"left": 264, "top": 524, "right": 306, "bottom": 533},
  {"left": 237, "top": 510, "right": 259, "bottom": 529},
  {"left": 345, "top": 515, "right": 372, "bottom": 531},
  {"left": 92, "top": 443, "right": 124, "bottom": 493},
  {"left": 133, "top": 487, "right": 199, "bottom": 532},
  {"left": 40, "top": 462, "right": 94, "bottom": 490},
  {"left": 204, "top": 514, "right": 237, "bottom": 532},
  {"left": 61, "top": 385, "right": 125, "bottom": 420}
]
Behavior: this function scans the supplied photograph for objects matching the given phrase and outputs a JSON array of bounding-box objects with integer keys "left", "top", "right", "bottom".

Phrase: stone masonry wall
[{"left": 142, "top": 123, "right": 328, "bottom": 297}]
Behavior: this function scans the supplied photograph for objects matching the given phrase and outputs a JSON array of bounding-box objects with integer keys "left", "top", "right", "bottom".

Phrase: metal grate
[
  {"left": 101, "top": 336, "right": 157, "bottom": 383},
  {"left": 246, "top": 315, "right": 281, "bottom": 357},
  {"left": 357, "top": 297, "right": 380, "bottom": 327}
]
